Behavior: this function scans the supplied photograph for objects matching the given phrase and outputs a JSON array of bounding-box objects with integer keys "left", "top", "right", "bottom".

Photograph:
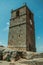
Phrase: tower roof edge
[{"left": 11, "top": 4, "right": 33, "bottom": 15}]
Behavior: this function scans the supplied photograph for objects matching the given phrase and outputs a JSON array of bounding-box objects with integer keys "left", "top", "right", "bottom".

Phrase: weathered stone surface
[
  {"left": 0, "top": 47, "right": 43, "bottom": 65},
  {"left": 0, "top": 58, "right": 43, "bottom": 65},
  {"left": 0, "top": 61, "right": 10, "bottom": 65},
  {"left": 21, "top": 51, "right": 43, "bottom": 60},
  {"left": 8, "top": 5, "right": 36, "bottom": 52},
  {"left": 32, "top": 53, "right": 43, "bottom": 58}
]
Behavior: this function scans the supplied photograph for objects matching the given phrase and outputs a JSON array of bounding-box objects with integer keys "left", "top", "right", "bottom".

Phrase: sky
[{"left": 0, "top": 0, "right": 43, "bottom": 52}]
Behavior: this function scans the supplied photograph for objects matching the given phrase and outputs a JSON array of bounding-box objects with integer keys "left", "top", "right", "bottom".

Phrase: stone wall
[
  {"left": 8, "top": 5, "right": 36, "bottom": 52},
  {"left": 26, "top": 8, "right": 36, "bottom": 51},
  {"left": 8, "top": 7, "right": 26, "bottom": 50}
]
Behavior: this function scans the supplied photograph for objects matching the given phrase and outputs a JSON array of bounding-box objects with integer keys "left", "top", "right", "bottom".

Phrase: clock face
[{"left": 30, "top": 19, "right": 32, "bottom": 25}]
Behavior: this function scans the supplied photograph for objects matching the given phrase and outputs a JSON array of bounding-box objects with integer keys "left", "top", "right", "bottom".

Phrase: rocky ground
[
  {"left": 0, "top": 47, "right": 43, "bottom": 65},
  {"left": 0, "top": 52, "right": 43, "bottom": 65},
  {"left": 0, "top": 58, "right": 43, "bottom": 65}
]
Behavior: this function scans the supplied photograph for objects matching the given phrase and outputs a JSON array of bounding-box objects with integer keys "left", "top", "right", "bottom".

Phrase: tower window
[
  {"left": 29, "top": 13, "right": 31, "bottom": 19},
  {"left": 16, "top": 10, "right": 19, "bottom": 17}
]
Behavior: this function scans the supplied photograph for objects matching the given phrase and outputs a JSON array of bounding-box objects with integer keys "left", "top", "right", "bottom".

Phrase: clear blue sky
[{"left": 0, "top": 0, "right": 43, "bottom": 52}]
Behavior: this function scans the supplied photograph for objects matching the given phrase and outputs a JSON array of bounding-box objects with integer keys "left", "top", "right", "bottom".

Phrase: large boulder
[
  {"left": 22, "top": 51, "right": 35, "bottom": 59},
  {"left": 22, "top": 51, "right": 43, "bottom": 60},
  {"left": 32, "top": 53, "right": 43, "bottom": 58}
]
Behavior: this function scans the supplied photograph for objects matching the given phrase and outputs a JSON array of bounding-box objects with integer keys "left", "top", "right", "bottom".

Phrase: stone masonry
[{"left": 8, "top": 5, "right": 36, "bottom": 52}]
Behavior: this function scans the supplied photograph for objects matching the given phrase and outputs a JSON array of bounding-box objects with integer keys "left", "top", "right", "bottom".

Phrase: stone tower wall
[
  {"left": 8, "top": 6, "right": 27, "bottom": 51},
  {"left": 8, "top": 5, "right": 36, "bottom": 52},
  {"left": 26, "top": 8, "right": 36, "bottom": 51}
]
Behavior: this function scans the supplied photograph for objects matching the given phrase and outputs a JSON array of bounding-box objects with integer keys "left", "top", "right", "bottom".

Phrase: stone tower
[{"left": 8, "top": 5, "right": 36, "bottom": 52}]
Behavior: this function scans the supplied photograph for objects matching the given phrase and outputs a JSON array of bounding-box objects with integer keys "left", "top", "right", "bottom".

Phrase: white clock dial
[{"left": 30, "top": 19, "right": 32, "bottom": 25}]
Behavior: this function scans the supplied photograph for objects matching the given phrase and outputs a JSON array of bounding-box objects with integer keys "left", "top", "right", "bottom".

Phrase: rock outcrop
[{"left": 0, "top": 47, "right": 43, "bottom": 65}]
